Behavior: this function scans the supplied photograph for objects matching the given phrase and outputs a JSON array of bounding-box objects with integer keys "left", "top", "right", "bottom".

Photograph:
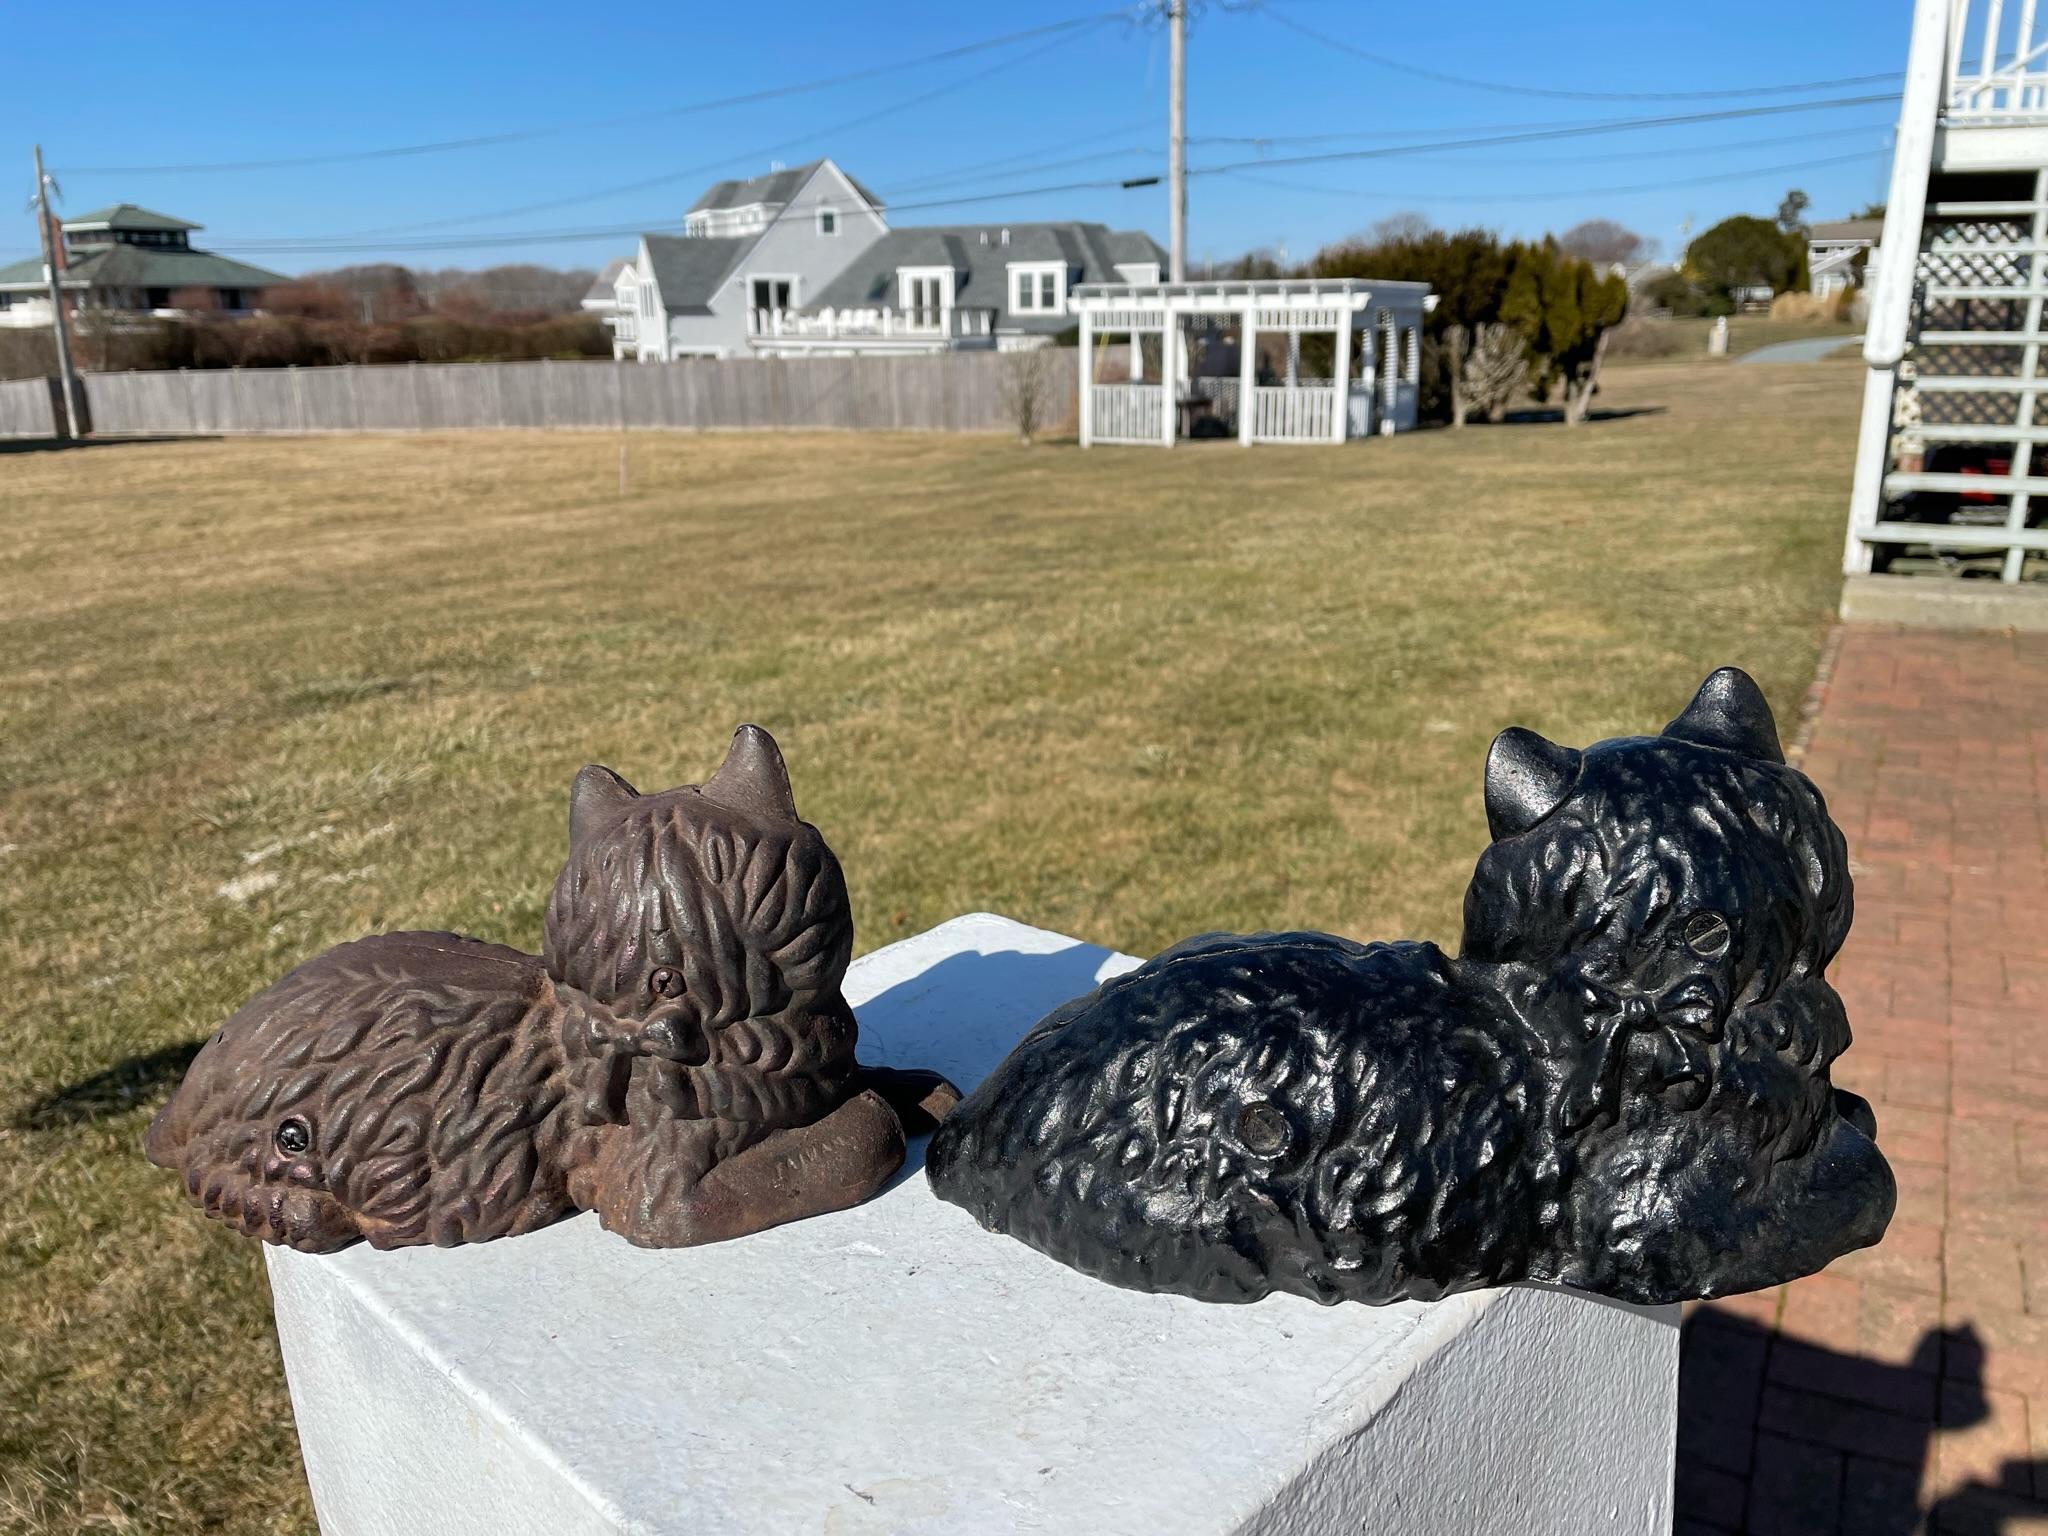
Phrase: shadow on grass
[
  {"left": 0, "top": 435, "right": 219, "bottom": 454},
  {"left": 1487, "top": 405, "right": 1670, "bottom": 427},
  {"left": 17, "top": 1040, "right": 203, "bottom": 1129}
]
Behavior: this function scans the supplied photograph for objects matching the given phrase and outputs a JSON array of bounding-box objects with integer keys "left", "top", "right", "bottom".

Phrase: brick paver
[{"left": 1677, "top": 627, "right": 2048, "bottom": 1535}]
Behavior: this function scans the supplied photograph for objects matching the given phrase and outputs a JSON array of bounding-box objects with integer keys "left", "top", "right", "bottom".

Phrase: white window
[
  {"left": 817, "top": 207, "right": 838, "bottom": 236},
  {"left": 1008, "top": 262, "right": 1066, "bottom": 315},
  {"left": 897, "top": 267, "right": 954, "bottom": 328},
  {"left": 749, "top": 276, "right": 795, "bottom": 312}
]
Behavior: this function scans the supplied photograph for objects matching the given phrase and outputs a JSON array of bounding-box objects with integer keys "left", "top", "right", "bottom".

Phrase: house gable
[{"left": 714, "top": 158, "right": 888, "bottom": 327}]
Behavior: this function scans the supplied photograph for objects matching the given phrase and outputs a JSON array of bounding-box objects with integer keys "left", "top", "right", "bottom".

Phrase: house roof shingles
[
  {"left": 688, "top": 159, "right": 884, "bottom": 215},
  {"left": 62, "top": 204, "right": 200, "bottom": 233},
  {"left": 640, "top": 234, "right": 753, "bottom": 314},
  {"left": 811, "top": 221, "right": 1167, "bottom": 331},
  {"left": 582, "top": 257, "right": 627, "bottom": 308},
  {"left": 0, "top": 243, "right": 287, "bottom": 291},
  {"left": 1809, "top": 218, "right": 1883, "bottom": 244}
]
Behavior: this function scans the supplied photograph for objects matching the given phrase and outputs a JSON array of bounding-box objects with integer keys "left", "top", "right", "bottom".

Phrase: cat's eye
[
  {"left": 1237, "top": 1102, "right": 1292, "bottom": 1156},
  {"left": 649, "top": 967, "right": 685, "bottom": 999},
  {"left": 1681, "top": 911, "right": 1731, "bottom": 959},
  {"left": 274, "top": 1117, "right": 311, "bottom": 1156}
]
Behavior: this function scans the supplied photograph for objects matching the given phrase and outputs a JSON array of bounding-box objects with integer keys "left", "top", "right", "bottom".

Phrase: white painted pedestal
[{"left": 266, "top": 913, "right": 1679, "bottom": 1536}]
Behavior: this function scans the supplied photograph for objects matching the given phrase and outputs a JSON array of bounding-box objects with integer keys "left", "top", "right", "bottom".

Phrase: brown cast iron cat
[{"left": 144, "top": 726, "right": 956, "bottom": 1252}]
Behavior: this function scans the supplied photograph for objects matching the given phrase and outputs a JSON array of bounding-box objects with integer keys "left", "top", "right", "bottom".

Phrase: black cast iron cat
[{"left": 927, "top": 669, "right": 1895, "bottom": 1307}]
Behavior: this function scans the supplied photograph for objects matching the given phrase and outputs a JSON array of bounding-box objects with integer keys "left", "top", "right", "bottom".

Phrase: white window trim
[
  {"left": 897, "top": 266, "right": 956, "bottom": 310},
  {"left": 816, "top": 206, "right": 839, "bottom": 236},
  {"left": 1007, "top": 260, "right": 1066, "bottom": 315},
  {"left": 747, "top": 273, "right": 801, "bottom": 311}
]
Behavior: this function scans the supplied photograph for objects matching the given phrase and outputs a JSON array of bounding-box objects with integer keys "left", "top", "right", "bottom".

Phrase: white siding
[{"left": 671, "top": 160, "right": 888, "bottom": 358}]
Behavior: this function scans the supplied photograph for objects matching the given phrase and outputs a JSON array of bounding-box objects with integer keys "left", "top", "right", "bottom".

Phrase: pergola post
[
  {"left": 1160, "top": 311, "right": 1177, "bottom": 449},
  {"left": 1330, "top": 313, "right": 1352, "bottom": 444},
  {"left": 1078, "top": 307, "right": 1094, "bottom": 449},
  {"left": 1239, "top": 299, "right": 1256, "bottom": 447},
  {"left": 1381, "top": 314, "right": 1398, "bottom": 434}
]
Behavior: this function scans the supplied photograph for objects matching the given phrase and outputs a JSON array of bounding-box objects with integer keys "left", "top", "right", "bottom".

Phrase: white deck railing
[
  {"left": 1947, "top": 0, "right": 2048, "bottom": 121},
  {"left": 1250, "top": 385, "right": 1337, "bottom": 442},
  {"left": 1090, "top": 383, "right": 1164, "bottom": 442},
  {"left": 747, "top": 307, "right": 996, "bottom": 341}
]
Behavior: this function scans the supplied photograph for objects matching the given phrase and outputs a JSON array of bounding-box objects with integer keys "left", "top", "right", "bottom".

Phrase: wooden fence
[
  {"left": 0, "top": 352, "right": 1079, "bottom": 439},
  {"left": 0, "top": 376, "right": 60, "bottom": 437}
]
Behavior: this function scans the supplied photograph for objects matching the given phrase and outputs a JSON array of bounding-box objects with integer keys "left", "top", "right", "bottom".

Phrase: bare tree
[
  {"left": 998, "top": 344, "right": 1062, "bottom": 444},
  {"left": 1365, "top": 211, "right": 1435, "bottom": 245},
  {"left": 1461, "top": 323, "right": 1529, "bottom": 424},
  {"left": 1558, "top": 219, "right": 1649, "bottom": 268}
]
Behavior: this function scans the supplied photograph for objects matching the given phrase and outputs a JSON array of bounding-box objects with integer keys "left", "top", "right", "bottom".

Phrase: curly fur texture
[
  {"left": 146, "top": 727, "right": 899, "bottom": 1253},
  {"left": 143, "top": 934, "right": 582, "bottom": 1250},
  {"left": 928, "top": 670, "right": 1896, "bottom": 1306}
]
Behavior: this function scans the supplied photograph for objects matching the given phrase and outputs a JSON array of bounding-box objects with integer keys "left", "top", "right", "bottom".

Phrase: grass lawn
[
  {"left": 0, "top": 357, "right": 1858, "bottom": 1532},
  {"left": 1618, "top": 313, "right": 1862, "bottom": 363}
]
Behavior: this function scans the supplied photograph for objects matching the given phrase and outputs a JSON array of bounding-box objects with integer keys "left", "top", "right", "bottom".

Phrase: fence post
[
  {"left": 410, "top": 361, "right": 425, "bottom": 433},
  {"left": 540, "top": 356, "right": 552, "bottom": 430},
  {"left": 290, "top": 365, "right": 306, "bottom": 434},
  {"left": 349, "top": 364, "right": 364, "bottom": 432}
]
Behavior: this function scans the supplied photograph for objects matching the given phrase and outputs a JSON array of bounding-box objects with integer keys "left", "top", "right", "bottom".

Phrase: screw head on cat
[{"left": 927, "top": 669, "right": 1895, "bottom": 1307}]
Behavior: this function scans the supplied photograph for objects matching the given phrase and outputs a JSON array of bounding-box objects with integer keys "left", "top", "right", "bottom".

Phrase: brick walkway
[{"left": 1678, "top": 627, "right": 2048, "bottom": 1536}]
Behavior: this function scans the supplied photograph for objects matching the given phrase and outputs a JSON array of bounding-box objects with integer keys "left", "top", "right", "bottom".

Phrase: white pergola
[{"left": 1070, "top": 277, "right": 1435, "bottom": 448}]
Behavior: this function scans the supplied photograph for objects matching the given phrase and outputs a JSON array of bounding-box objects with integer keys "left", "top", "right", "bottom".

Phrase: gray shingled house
[
  {"left": 597, "top": 157, "right": 1164, "bottom": 360},
  {"left": 0, "top": 205, "right": 287, "bottom": 329}
]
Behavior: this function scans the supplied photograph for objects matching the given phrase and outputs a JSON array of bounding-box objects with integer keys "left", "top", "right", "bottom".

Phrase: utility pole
[
  {"left": 32, "top": 145, "right": 81, "bottom": 439},
  {"left": 1167, "top": 0, "right": 1186, "bottom": 282}
]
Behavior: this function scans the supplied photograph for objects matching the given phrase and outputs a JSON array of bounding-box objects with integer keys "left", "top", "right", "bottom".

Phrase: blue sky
[{"left": 3, "top": 0, "right": 1908, "bottom": 277}]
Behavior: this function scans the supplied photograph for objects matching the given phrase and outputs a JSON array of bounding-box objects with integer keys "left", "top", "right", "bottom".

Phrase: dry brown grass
[{"left": 0, "top": 357, "right": 1857, "bottom": 1532}]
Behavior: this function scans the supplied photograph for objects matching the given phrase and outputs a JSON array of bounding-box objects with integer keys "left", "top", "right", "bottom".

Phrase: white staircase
[{"left": 1845, "top": 0, "right": 2048, "bottom": 583}]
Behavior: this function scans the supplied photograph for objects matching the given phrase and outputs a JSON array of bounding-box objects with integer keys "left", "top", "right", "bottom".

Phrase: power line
[
  {"left": 218, "top": 27, "right": 1104, "bottom": 246},
  {"left": 879, "top": 121, "right": 1156, "bottom": 194},
  {"left": 1185, "top": 93, "right": 1901, "bottom": 177},
  {"left": 208, "top": 94, "right": 1901, "bottom": 259},
  {"left": 1182, "top": 104, "right": 1895, "bottom": 151},
  {"left": 1270, "top": 121, "right": 1891, "bottom": 172},
  {"left": 1262, "top": 7, "right": 1904, "bottom": 102},
  {"left": 52, "top": 8, "right": 1141, "bottom": 176},
  {"left": 1220, "top": 147, "right": 1886, "bottom": 204}
]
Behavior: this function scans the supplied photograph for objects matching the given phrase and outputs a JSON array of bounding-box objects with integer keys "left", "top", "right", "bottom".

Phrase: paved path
[
  {"left": 1678, "top": 627, "right": 2048, "bottom": 1535},
  {"left": 1739, "top": 335, "right": 1864, "bottom": 365}
]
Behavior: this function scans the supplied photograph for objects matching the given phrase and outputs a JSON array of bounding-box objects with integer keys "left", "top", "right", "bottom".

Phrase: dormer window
[
  {"left": 1009, "top": 261, "right": 1066, "bottom": 315},
  {"left": 897, "top": 266, "right": 955, "bottom": 329},
  {"left": 817, "top": 207, "right": 838, "bottom": 236}
]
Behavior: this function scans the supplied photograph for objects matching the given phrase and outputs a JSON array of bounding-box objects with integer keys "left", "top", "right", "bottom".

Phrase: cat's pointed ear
[
  {"left": 570, "top": 765, "right": 638, "bottom": 848},
  {"left": 1484, "top": 727, "right": 1581, "bottom": 840},
  {"left": 1663, "top": 668, "right": 1784, "bottom": 764},
  {"left": 700, "top": 724, "right": 798, "bottom": 820}
]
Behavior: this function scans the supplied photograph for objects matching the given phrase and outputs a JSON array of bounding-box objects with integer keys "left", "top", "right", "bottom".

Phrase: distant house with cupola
[
  {"left": 0, "top": 205, "right": 289, "bottom": 329},
  {"left": 591, "top": 157, "right": 1165, "bottom": 361}
]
